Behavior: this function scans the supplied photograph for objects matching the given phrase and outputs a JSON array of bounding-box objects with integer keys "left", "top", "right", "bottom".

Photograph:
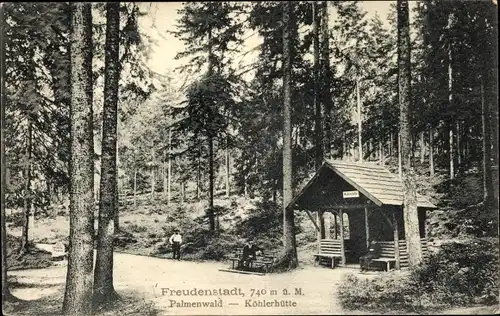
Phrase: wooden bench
[
  {"left": 370, "top": 238, "right": 429, "bottom": 271},
  {"left": 313, "top": 239, "right": 343, "bottom": 268},
  {"left": 228, "top": 248, "right": 277, "bottom": 273}
]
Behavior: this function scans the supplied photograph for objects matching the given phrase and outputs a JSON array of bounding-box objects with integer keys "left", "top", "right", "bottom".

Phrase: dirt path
[
  {"left": 9, "top": 252, "right": 357, "bottom": 315},
  {"left": 8, "top": 252, "right": 496, "bottom": 315}
]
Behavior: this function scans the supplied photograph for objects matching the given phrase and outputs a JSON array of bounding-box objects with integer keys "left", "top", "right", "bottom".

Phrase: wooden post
[
  {"left": 357, "top": 80, "right": 363, "bottom": 162},
  {"left": 316, "top": 211, "right": 322, "bottom": 253},
  {"left": 333, "top": 213, "right": 337, "bottom": 239},
  {"left": 393, "top": 209, "right": 400, "bottom": 270},
  {"left": 339, "top": 210, "right": 345, "bottom": 265},
  {"left": 324, "top": 212, "right": 331, "bottom": 239},
  {"left": 364, "top": 207, "right": 370, "bottom": 249}
]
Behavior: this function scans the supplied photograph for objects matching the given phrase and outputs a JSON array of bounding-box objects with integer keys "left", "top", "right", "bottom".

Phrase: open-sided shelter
[{"left": 287, "top": 159, "right": 437, "bottom": 269}]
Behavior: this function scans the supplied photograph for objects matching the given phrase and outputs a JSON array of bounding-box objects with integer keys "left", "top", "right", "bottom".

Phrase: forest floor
[{"left": 4, "top": 252, "right": 498, "bottom": 316}]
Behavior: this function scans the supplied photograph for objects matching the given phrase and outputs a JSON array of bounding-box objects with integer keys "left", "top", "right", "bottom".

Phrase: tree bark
[
  {"left": 448, "top": 46, "right": 454, "bottom": 180},
  {"left": 279, "top": 1, "right": 298, "bottom": 270},
  {"left": 398, "top": 133, "right": 402, "bottom": 178},
  {"left": 225, "top": 136, "right": 230, "bottom": 197},
  {"left": 206, "top": 26, "right": 216, "bottom": 231},
  {"left": 208, "top": 136, "right": 215, "bottom": 231},
  {"left": 481, "top": 80, "right": 494, "bottom": 208},
  {"left": 420, "top": 132, "right": 425, "bottom": 164},
  {"left": 397, "top": 0, "right": 422, "bottom": 267},
  {"left": 93, "top": 2, "right": 120, "bottom": 306},
  {"left": 167, "top": 119, "right": 172, "bottom": 205},
  {"left": 196, "top": 148, "right": 201, "bottom": 200},
  {"left": 313, "top": 1, "right": 323, "bottom": 169},
  {"left": 429, "top": 128, "right": 435, "bottom": 177},
  {"left": 357, "top": 80, "right": 363, "bottom": 162},
  {"left": 63, "top": 4, "right": 95, "bottom": 314},
  {"left": 320, "top": 1, "right": 331, "bottom": 157},
  {"left": 487, "top": 4, "right": 499, "bottom": 218},
  {"left": 20, "top": 119, "right": 32, "bottom": 255},
  {"left": 1, "top": 6, "right": 17, "bottom": 302},
  {"left": 456, "top": 122, "right": 461, "bottom": 166}
]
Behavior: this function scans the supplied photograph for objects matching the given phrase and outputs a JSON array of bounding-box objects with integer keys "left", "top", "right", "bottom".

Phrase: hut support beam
[
  {"left": 338, "top": 210, "right": 345, "bottom": 265},
  {"left": 333, "top": 213, "right": 337, "bottom": 239},
  {"left": 316, "top": 211, "right": 322, "bottom": 253},
  {"left": 393, "top": 210, "right": 400, "bottom": 270},
  {"left": 304, "top": 209, "right": 321, "bottom": 232},
  {"left": 364, "top": 207, "right": 370, "bottom": 248}
]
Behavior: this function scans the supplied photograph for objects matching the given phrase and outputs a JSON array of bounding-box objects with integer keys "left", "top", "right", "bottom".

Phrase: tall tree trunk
[
  {"left": 207, "top": 27, "right": 215, "bottom": 231},
  {"left": 357, "top": 80, "right": 363, "bottom": 162},
  {"left": 420, "top": 132, "right": 425, "bottom": 164},
  {"left": 398, "top": 133, "right": 402, "bottom": 178},
  {"left": 208, "top": 136, "right": 215, "bottom": 231},
  {"left": 167, "top": 117, "right": 172, "bottom": 205},
  {"left": 162, "top": 154, "right": 166, "bottom": 196},
  {"left": 488, "top": 4, "right": 499, "bottom": 219},
  {"left": 63, "top": 3, "right": 95, "bottom": 314},
  {"left": 313, "top": 1, "right": 323, "bottom": 169},
  {"left": 397, "top": 0, "right": 422, "bottom": 267},
  {"left": 320, "top": 0, "right": 331, "bottom": 157},
  {"left": 379, "top": 141, "right": 385, "bottom": 165},
  {"left": 1, "top": 7, "right": 17, "bottom": 301},
  {"left": 481, "top": 80, "right": 494, "bottom": 209},
  {"left": 225, "top": 137, "right": 230, "bottom": 197},
  {"left": 93, "top": 2, "right": 120, "bottom": 306},
  {"left": 279, "top": 1, "right": 298, "bottom": 270},
  {"left": 114, "top": 162, "right": 119, "bottom": 232},
  {"left": 150, "top": 148, "right": 155, "bottom": 199},
  {"left": 448, "top": 46, "right": 454, "bottom": 180},
  {"left": 196, "top": 148, "right": 201, "bottom": 200},
  {"left": 313, "top": 2, "right": 325, "bottom": 237},
  {"left": 20, "top": 119, "right": 32, "bottom": 255},
  {"left": 456, "top": 122, "right": 461, "bottom": 166},
  {"left": 429, "top": 128, "right": 435, "bottom": 177}
]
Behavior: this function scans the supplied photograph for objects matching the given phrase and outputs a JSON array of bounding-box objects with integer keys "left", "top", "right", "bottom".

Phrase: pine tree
[
  {"left": 171, "top": 2, "right": 244, "bottom": 231},
  {"left": 397, "top": 0, "right": 422, "bottom": 267},
  {"left": 280, "top": 1, "right": 298, "bottom": 270},
  {"left": 93, "top": 2, "right": 120, "bottom": 306},
  {"left": 313, "top": 1, "right": 322, "bottom": 170},
  {"left": 1, "top": 3, "right": 18, "bottom": 304},
  {"left": 62, "top": 3, "right": 95, "bottom": 315}
]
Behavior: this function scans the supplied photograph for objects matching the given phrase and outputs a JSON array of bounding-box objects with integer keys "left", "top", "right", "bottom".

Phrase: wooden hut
[{"left": 287, "top": 159, "right": 437, "bottom": 270}]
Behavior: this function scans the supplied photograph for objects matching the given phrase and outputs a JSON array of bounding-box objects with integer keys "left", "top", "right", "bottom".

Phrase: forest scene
[{"left": 1, "top": 1, "right": 499, "bottom": 315}]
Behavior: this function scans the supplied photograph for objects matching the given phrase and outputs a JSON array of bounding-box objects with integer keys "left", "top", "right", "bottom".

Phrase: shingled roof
[{"left": 288, "top": 159, "right": 436, "bottom": 209}]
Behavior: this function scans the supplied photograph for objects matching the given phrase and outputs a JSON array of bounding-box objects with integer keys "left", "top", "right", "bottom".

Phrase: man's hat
[{"left": 174, "top": 228, "right": 180, "bottom": 233}]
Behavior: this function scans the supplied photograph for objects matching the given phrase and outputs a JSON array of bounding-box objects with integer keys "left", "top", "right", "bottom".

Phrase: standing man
[{"left": 169, "top": 229, "right": 182, "bottom": 260}]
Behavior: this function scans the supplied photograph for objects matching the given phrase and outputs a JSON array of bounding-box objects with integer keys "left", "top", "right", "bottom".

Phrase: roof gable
[{"left": 287, "top": 159, "right": 437, "bottom": 210}]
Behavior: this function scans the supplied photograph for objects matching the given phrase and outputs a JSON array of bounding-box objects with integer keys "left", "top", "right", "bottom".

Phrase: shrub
[
  {"left": 181, "top": 221, "right": 240, "bottom": 261},
  {"left": 6, "top": 234, "right": 53, "bottom": 271},
  {"left": 412, "top": 238, "right": 499, "bottom": 306},
  {"left": 127, "top": 223, "right": 147, "bottom": 233},
  {"left": 435, "top": 173, "right": 483, "bottom": 209},
  {"left": 338, "top": 238, "right": 499, "bottom": 312},
  {"left": 338, "top": 273, "right": 422, "bottom": 312}
]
